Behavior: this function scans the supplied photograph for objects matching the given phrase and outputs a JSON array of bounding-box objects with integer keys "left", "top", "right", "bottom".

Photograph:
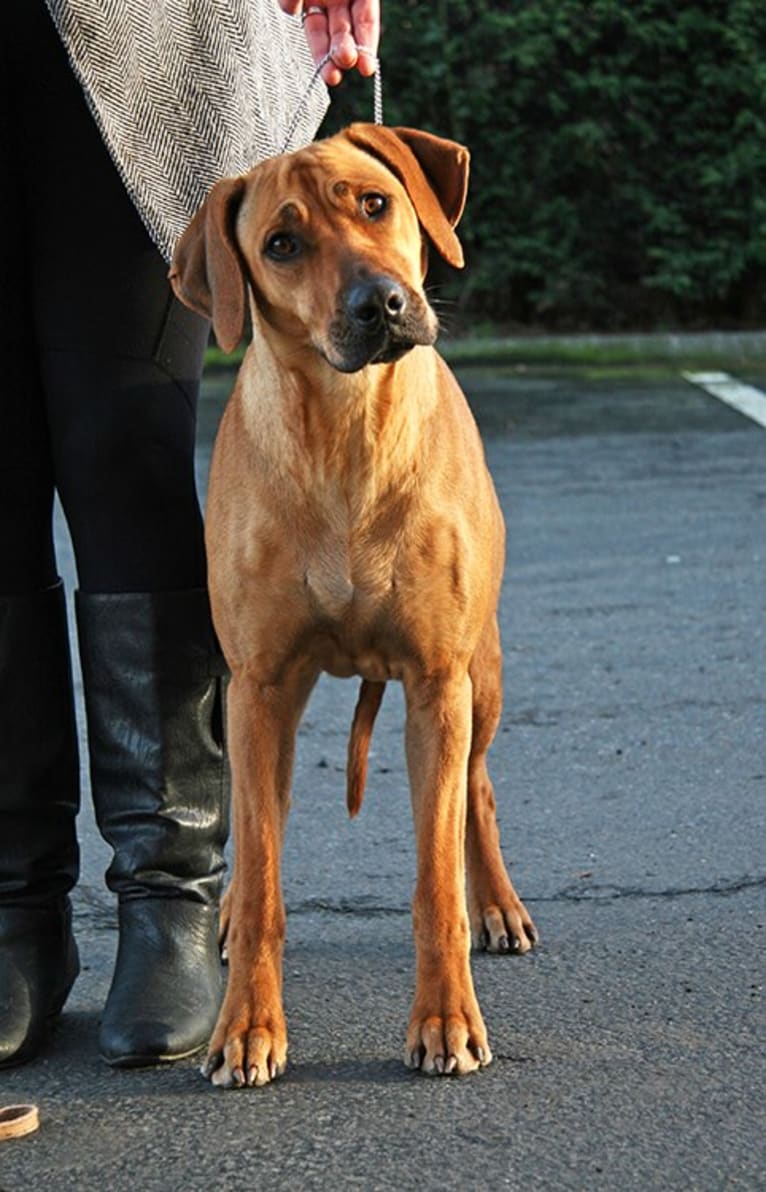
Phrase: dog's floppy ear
[
  {"left": 344, "top": 124, "right": 469, "bottom": 268},
  {"left": 169, "top": 176, "right": 248, "bottom": 354}
]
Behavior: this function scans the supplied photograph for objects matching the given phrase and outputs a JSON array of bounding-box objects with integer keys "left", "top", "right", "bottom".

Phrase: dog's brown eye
[
  {"left": 265, "top": 233, "right": 300, "bottom": 260},
  {"left": 360, "top": 194, "right": 387, "bottom": 220}
]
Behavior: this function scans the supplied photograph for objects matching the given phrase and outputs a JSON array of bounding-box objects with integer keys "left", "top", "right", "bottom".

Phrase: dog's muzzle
[
  {"left": 346, "top": 276, "right": 409, "bottom": 332},
  {"left": 327, "top": 274, "right": 438, "bottom": 372}
]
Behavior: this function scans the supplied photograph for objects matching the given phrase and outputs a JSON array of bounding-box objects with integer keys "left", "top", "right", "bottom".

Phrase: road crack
[
  {"left": 547, "top": 873, "right": 764, "bottom": 903},
  {"left": 71, "top": 875, "right": 764, "bottom": 932}
]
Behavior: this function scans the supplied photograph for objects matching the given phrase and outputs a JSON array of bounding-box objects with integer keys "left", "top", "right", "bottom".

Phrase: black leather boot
[
  {"left": 0, "top": 581, "right": 80, "bottom": 1067},
  {"left": 75, "top": 589, "right": 229, "bottom": 1067}
]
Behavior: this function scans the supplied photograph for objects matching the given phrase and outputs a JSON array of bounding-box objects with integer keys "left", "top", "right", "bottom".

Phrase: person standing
[{"left": 0, "top": 0, "right": 380, "bottom": 1069}]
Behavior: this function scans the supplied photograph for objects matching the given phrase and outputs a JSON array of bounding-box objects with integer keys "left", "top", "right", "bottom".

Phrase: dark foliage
[{"left": 320, "top": 1, "right": 766, "bottom": 329}]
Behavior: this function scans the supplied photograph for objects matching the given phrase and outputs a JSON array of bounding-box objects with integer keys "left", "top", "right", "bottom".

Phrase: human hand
[{"left": 278, "top": 0, "right": 380, "bottom": 87}]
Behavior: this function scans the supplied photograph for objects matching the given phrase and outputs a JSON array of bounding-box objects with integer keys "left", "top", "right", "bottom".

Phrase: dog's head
[{"left": 169, "top": 125, "right": 469, "bottom": 372}]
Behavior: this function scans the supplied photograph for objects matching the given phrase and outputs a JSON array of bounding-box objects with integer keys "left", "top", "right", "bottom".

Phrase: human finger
[
  {"left": 301, "top": 6, "right": 345, "bottom": 86},
  {"left": 350, "top": 0, "right": 380, "bottom": 77},
  {"left": 326, "top": 0, "right": 359, "bottom": 76}
]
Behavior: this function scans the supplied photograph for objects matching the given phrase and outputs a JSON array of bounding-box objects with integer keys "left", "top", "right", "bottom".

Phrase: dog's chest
[
  {"left": 302, "top": 549, "right": 400, "bottom": 681},
  {"left": 303, "top": 530, "right": 395, "bottom": 621},
  {"left": 304, "top": 549, "right": 355, "bottom": 620},
  {"left": 298, "top": 479, "right": 404, "bottom": 620}
]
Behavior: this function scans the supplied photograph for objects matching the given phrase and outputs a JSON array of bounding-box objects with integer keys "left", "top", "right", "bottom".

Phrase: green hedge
[{"left": 321, "top": 1, "right": 766, "bottom": 330}]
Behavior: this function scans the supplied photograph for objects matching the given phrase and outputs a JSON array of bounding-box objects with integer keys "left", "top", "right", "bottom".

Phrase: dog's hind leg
[
  {"left": 218, "top": 882, "right": 233, "bottom": 959},
  {"left": 466, "top": 616, "right": 539, "bottom": 955}
]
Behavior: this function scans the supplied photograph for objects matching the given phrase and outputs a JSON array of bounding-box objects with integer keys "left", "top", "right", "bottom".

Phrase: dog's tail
[{"left": 346, "top": 680, "right": 386, "bottom": 818}]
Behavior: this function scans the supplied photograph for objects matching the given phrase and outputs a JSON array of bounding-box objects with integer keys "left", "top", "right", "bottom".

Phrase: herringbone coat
[{"left": 46, "top": 0, "right": 329, "bottom": 260}]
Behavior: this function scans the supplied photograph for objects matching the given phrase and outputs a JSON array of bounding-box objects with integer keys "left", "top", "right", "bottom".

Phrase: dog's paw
[
  {"left": 202, "top": 1009, "right": 287, "bottom": 1090},
  {"left": 471, "top": 889, "right": 539, "bottom": 956},
  {"left": 405, "top": 996, "right": 491, "bottom": 1076}
]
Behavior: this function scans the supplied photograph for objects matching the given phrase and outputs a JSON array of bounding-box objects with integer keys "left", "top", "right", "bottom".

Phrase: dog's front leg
[
  {"left": 404, "top": 670, "right": 492, "bottom": 1076},
  {"left": 204, "top": 666, "right": 315, "bottom": 1089}
]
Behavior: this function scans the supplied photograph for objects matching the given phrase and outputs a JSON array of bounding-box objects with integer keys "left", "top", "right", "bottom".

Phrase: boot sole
[{"left": 101, "top": 1040, "right": 208, "bottom": 1068}]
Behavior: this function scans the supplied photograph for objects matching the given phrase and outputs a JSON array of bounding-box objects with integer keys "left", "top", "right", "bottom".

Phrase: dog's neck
[{"left": 240, "top": 318, "right": 441, "bottom": 501}]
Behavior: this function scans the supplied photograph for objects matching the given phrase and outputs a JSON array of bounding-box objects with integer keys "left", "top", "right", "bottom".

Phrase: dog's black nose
[{"left": 346, "top": 277, "right": 408, "bottom": 331}]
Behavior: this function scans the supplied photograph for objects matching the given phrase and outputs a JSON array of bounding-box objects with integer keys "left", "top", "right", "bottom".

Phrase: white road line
[{"left": 682, "top": 371, "right": 766, "bottom": 429}]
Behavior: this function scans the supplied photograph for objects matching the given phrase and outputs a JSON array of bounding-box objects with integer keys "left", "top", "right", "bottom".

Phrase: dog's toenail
[{"left": 202, "top": 1053, "right": 220, "bottom": 1078}]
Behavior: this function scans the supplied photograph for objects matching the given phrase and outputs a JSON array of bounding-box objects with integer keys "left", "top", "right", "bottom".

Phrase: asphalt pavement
[{"left": 1, "top": 366, "right": 764, "bottom": 1191}]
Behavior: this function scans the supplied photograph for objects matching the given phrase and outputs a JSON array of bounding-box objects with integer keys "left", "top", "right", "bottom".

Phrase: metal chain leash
[{"left": 281, "top": 46, "right": 383, "bottom": 153}]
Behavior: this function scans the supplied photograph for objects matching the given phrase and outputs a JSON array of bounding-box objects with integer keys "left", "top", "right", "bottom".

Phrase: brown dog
[{"left": 170, "top": 123, "right": 538, "bottom": 1088}]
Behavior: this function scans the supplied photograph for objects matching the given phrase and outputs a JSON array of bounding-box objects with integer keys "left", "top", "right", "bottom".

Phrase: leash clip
[{"left": 282, "top": 47, "right": 383, "bottom": 154}]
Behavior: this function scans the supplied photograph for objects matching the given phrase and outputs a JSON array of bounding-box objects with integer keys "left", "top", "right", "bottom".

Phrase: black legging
[{"left": 1, "top": 2, "right": 210, "bottom": 597}]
